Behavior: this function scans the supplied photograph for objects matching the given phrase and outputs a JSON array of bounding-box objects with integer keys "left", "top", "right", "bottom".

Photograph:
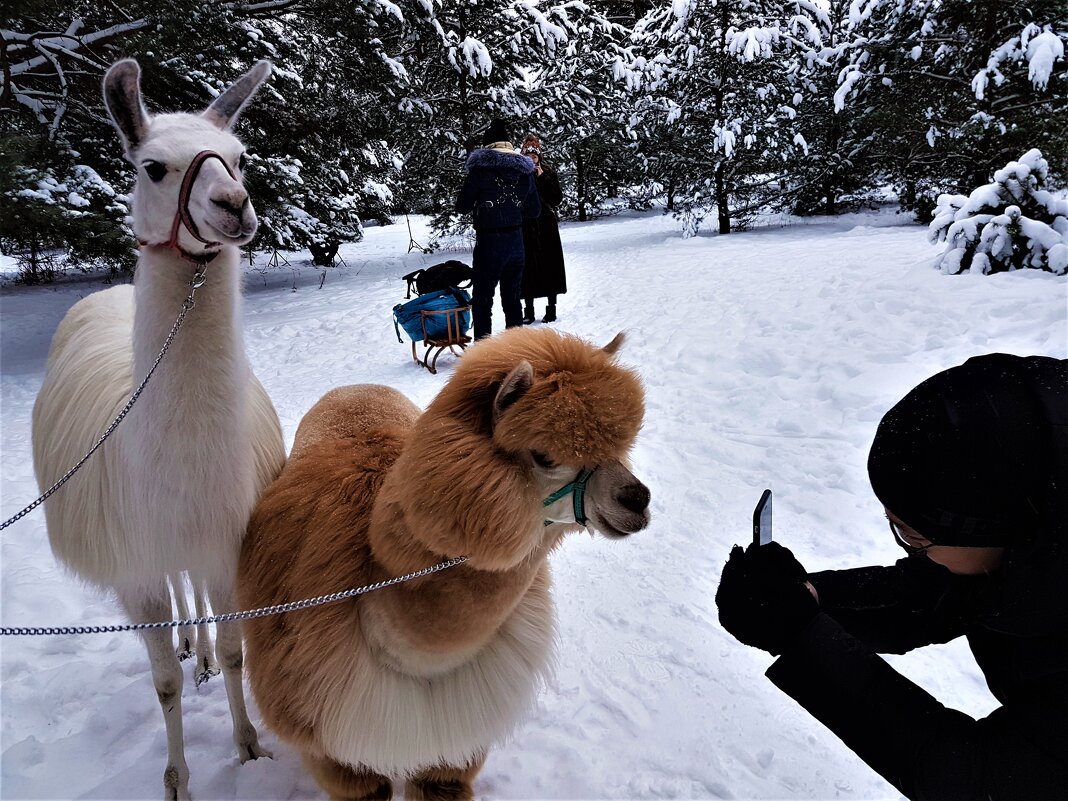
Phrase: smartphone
[{"left": 753, "top": 489, "right": 772, "bottom": 546}]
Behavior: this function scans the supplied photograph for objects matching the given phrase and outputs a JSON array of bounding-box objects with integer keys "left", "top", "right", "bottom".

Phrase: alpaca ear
[
  {"left": 603, "top": 331, "right": 626, "bottom": 355},
  {"left": 103, "top": 59, "right": 149, "bottom": 155},
  {"left": 493, "top": 361, "right": 534, "bottom": 427},
  {"left": 203, "top": 60, "right": 272, "bottom": 130}
]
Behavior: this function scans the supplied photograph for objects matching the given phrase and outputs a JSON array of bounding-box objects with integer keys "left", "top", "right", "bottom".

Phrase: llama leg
[
  {"left": 405, "top": 752, "right": 486, "bottom": 801},
  {"left": 170, "top": 573, "right": 194, "bottom": 661},
  {"left": 192, "top": 580, "right": 220, "bottom": 687},
  {"left": 117, "top": 585, "right": 191, "bottom": 801},
  {"left": 302, "top": 753, "right": 392, "bottom": 801},
  {"left": 206, "top": 582, "right": 271, "bottom": 762}
]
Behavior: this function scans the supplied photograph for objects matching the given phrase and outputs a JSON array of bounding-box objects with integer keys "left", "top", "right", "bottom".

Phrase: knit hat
[
  {"left": 482, "top": 118, "right": 511, "bottom": 146},
  {"left": 867, "top": 354, "right": 1053, "bottom": 546}
]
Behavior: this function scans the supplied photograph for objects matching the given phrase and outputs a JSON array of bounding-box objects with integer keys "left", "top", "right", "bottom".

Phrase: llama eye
[
  {"left": 238, "top": 153, "right": 248, "bottom": 171},
  {"left": 531, "top": 451, "right": 556, "bottom": 470},
  {"left": 143, "top": 161, "right": 166, "bottom": 182}
]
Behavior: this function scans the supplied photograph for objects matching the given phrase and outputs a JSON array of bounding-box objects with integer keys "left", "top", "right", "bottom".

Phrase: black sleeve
[
  {"left": 538, "top": 168, "right": 563, "bottom": 207},
  {"left": 455, "top": 171, "right": 477, "bottom": 214},
  {"left": 523, "top": 173, "right": 541, "bottom": 219},
  {"left": 808, "top": 556, "right": 973, "bottom": 653},
  {"left": 767, "top": 614, "right": 1068, "bottom": 801}
]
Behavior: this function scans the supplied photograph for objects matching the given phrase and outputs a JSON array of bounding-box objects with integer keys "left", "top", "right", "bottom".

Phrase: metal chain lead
[
  {"left": 1, "top": 556, "right": 468, "bottom": 636},
  {"left": 0, "top": 269, "right": 207, "bottom": 532}
]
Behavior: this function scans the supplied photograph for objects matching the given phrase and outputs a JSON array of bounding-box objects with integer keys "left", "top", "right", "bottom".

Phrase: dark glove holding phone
[{"left": 716, "top": 542, "right": 820, "bottom": 656}]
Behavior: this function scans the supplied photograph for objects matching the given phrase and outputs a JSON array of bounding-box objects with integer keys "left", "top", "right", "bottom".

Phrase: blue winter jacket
[{"left": 456, "top": 147, "right": 541, "bottom": 231}]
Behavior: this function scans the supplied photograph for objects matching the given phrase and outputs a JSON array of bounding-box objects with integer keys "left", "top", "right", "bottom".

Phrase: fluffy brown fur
[{"left": 238, "top": 328, "right": 649, "bottom": 800}]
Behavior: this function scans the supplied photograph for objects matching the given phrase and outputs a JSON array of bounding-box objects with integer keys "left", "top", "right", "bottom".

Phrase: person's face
[{"left": 885, "top": 510, "right": 1005, "bottom": 575}]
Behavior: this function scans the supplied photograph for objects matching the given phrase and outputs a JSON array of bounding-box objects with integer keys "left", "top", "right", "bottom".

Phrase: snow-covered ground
[{"left": 2, "top": 210, "right": 1065, "bottom": 800}]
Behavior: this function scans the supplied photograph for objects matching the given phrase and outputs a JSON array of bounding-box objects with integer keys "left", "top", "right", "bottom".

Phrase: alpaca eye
[
  {"left": 531, "top": 451, "right": 556, "bottom": 470},
  {"left": 238, "top": 153, "right": 248, "bottom": 171},
  {"left": 143, "top": 161, "right": 166, "bottom": 182}
]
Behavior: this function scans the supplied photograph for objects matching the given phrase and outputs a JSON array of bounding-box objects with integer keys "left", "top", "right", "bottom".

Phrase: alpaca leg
[
  {"left": 117, "top": 585, "right": 191, "bottom": 801},
  {"left": 406, "top": 752, "right": 486, "bottom": 801},
  {"left": 192, "top": 581, "right": 220, "bottom": 688},
  {"left": 170, "top": 573, "right": 194, "bottom": 662},
  {"left": 206, "top": 582, "right": 270, "bottom": 762},
  {"left": 302, "top": 753, "right": 392, "bottom": 801}
]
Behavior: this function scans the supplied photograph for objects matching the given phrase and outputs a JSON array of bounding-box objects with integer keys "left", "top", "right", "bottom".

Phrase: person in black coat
[
  {"left": 716, "top": 353, "right": 1068, "bottom": 801},
  {"left": 455, "top": 118, "right": 540, "bottom": 340},
  {"left": 518, "top": 134, "right": 567, "bottom": 324}
]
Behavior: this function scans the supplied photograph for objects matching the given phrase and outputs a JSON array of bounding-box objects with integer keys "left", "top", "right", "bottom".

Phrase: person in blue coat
[
  {"left": 455, "top": 119, "right": 540, "bottom": 340},
  {"left": 716, "top": 353, "right": 1068, "bottom": 800}
]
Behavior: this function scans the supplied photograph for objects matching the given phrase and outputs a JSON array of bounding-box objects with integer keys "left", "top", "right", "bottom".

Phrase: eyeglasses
[
  {"left": 522, "top": 147, "right": 541, "bottom": 155},
  {"left": 887, "top": 516, "right": 935, "bottom": 556}
]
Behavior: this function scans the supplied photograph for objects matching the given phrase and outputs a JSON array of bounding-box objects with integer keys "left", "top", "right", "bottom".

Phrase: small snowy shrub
[{"left": 928, "top": 149, "right": 1067, "bottom": 275}]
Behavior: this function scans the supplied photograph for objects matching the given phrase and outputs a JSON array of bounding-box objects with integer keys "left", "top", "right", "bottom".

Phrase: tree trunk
[
  {"left": 576, "top": 149, "right": 587, "bottom": 222},
  {"left": 715, "top": 163, "right": 730, "bottom": 234},
  {"left": 667, "top": 176, "right": 675, "bottom": 211}
]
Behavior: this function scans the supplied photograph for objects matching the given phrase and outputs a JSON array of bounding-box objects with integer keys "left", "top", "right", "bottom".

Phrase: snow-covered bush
[{"left": 928, "top": 149, "right": 1068, "bottom": 275}]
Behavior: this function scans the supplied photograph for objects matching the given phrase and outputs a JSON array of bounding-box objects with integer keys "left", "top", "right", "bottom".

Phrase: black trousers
[{"left": 472, "top": 228, "right": 524, "bottom": 339}]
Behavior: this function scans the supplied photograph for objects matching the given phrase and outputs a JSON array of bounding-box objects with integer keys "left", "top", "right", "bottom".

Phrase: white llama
[{"left": 31, "top": 59, "right": 285, "bottom": 801}]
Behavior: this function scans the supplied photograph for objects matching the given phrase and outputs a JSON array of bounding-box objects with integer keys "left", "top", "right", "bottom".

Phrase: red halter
[{"left": 138, "top": 150, "right": 238, "bottom": 266}]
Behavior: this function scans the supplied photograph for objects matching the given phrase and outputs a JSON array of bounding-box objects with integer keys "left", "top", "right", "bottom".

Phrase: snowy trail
[{"left": 2, "top": 211, "right": 1065, "bottom": 800}]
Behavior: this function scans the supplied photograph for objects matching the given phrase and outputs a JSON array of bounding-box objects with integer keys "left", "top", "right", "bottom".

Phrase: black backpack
[{"left": 402, "top": 260, "right": 473, "bottom": 298}]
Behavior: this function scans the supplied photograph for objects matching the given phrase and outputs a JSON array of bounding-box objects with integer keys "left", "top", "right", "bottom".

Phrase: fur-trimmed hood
[{"left": 465, "top": 148, "right": 536, "bottom": 174}]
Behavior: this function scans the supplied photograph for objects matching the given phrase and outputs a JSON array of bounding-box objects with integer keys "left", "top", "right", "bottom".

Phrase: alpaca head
[
  {"left": 407, "top": 328, "right": 650, "bottom": 568},
  {"left": 103, "top": 59, "right": 271, "bottom": 254},
  {"left": 489, "top": 329, "right": 651, "bottom": 540}
]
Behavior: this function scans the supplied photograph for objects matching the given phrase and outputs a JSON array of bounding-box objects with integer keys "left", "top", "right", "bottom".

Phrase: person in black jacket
[
  {"left": 455, "top": 119, "right": 540, "bottom": 340},
  {"left": 716, "top": 353, "right": 1068, "bottom": 801},
  {"left": 518, "top": 134, "right": 567, "bottom": 324}
]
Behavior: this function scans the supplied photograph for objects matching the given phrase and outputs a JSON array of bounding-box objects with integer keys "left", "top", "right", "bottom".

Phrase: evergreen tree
[
  {"left": 390, "top": 0, "right": 581, "bottom": 237},
  {"left": 929, "top": 149, "right": 1067, "bottom": 275},
  {"left": 627, "top": 0, "right": 815, "bottom": 234},
  {"left": 833, "top": 0, "right": 1067, "bottom": 219}
]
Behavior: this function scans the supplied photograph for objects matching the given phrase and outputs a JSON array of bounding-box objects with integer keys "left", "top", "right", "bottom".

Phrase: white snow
[{"left": 2, "top": 210, "right": 1066, "bottom": 800}]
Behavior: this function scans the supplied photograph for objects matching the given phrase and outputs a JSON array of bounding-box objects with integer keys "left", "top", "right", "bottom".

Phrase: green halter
[{"left": 543, "top": 468, "right": 596, "bottom": 526}]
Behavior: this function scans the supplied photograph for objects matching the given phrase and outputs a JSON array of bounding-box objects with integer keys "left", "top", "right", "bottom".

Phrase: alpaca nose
[{"left": 617, "top": 480, "right": 650, "bottom": 514}]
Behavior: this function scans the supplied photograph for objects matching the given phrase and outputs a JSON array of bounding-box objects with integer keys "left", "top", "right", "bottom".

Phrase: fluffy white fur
[
  {"left": 318, "top": 575, "right": 556, "bottom": 773},
  {"left": 30, "top": 59, "right": 284, "bottom": 801}
]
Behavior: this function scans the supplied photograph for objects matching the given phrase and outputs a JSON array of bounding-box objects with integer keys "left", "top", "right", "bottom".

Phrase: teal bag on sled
[{"left": 393, "top": 287, "right": 472, "bottom": 342}]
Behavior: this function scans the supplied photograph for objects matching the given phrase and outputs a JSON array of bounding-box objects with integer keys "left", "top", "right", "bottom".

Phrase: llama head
[
  {"left": 103, "top": 59, "right": 272, "bottom": 253},
  {"left": 405, "top": 327, "right": 650, "bottom": 568}
]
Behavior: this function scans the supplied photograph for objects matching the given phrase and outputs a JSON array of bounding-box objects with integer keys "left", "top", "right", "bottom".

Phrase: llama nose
[
  {"left": 211, "top": 192, "right": 248, "bottom": 217},
  {"left": 617, "top": 481, "right": 650, "bottom": 514}
]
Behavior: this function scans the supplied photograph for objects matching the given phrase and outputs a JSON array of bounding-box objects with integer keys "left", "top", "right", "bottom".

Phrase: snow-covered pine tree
[
  {"left": 627, "top": 0, "right": 814, "bottom": 235},
  {"left": 392, "top": 0, "right": 581, "bottom": 238},
  {"left": 929, "top": 149, "right": 1067, "bottom": 275},
  {"left": 513, "top": 1, "right": 648, "bottom": 221},
  {"left": 833, "top": 0, "right": 1067, "bottom": 219},
  {"left": 784, "top": 0, "right": 879, "bottom": 216}
]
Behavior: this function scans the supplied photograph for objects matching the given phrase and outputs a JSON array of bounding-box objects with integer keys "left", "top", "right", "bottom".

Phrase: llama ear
[
  {"left": 603, "top": 331, "right": 626, "bottom": 355},
  {"left": 103, "top": 59, "right": 149, "bottom": 154},
  {"left": 493, "top": 361, "right": 534, "bottom": 427},
  {"left": 203, "top": 60, "right": 272, "bottom": 130}
]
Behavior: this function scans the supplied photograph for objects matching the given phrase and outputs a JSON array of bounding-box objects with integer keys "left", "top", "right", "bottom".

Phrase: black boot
[
  {"left": 522, "top": 302, "right": 536, "bottom": 325},
  {"left": 542, "top": 304, "right": 557, "bottom": 323}
]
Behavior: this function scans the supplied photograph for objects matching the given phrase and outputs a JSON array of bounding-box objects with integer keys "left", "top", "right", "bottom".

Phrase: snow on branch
[{"left": 971, "top": 24, "right": 1065, "bottom": 99}]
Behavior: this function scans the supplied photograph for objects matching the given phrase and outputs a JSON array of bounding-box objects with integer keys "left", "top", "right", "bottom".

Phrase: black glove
[{"left": 716, "top": 541, "right": 820, "bottom": 656}]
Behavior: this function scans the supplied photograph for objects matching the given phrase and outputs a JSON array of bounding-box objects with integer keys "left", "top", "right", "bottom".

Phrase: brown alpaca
[{"left": 238, "top": 326, "right": 650, "bottom": 800}]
